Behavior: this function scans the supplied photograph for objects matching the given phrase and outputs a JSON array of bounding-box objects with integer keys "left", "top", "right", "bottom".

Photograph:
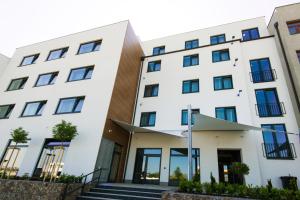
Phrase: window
[
  {"left": 21, "top": 101, "right": 47, "bottom": 117},
  {"left": 147, "top": 60, "right": 161, "bottom": 72},
  {"left": 212, "top": 49, "right": 230, "bottom": 62},
  {"left": 297, "top": 50, "right": 300, "bottom": 63},
  {"left": 287, "top": 20, "right": 300, "bottom": 35},
  {"left": 215, "top": 107, "right": 237, "bottom": 122},
  {"left": 140, "top": 112, "right": 156, "bottom": 127},
  {"left": 169, "top": 148, "right": 200, "bottom": 186},
  {"left": 185, "top": 39, "right": 199, "bottom": 49},
  {"left": 55, "top": 96, "right": 85, "bottom": 114},
  {"left": 144, "top": 84, "right": 159, "bottom": 97},
  {"left": 7, "top": 77, "right": 28, "bottom": 91},
  {"left": 255, "top": 88, "right": 282, "bottom": 117},
  {"left": 210, "top": 34, "right": 226, "bottom": 45},
  {"left": 67, "top": 66, "right": 94, "bottom": 82},
  {"left": 78, "top": 40, "right": 101, "bottom": 54},
  {"left": 250, "top": 58, "right": 274, "bottom": 83},
  {"left": 153, "top": 46, "right": 165, "bottom": 55},
  {"left": 214, "top": 75, "right": 233, "bottom": 90},
  {"left": 0, "top": 104, "right": 15, "bottom": 119},
  {"left": 35, "top": 72, "right": 58, "bottom": 87},
  {"left": 242, "top": 28, "right": 260, "bottom": 41},
  {"left": 183, "top": 54, "right": 199, "bottom": 67},
  {"left": 262, "top": 124, "right": 292, "bottom": 159},
  {"left": 20, "top": 54, "right": 39, "bottom": 66},
  {"left": 181, "top": 109, "right": 200, "bottom": 125},
  {"left": 47, "top": 47, "right": 68, "bottom": 61},
  {"left": 182, "top": 79, "right": 199, "bottom": 94}
]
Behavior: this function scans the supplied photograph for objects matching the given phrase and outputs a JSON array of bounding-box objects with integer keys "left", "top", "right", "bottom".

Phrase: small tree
[
  {"left": 1, "top": 127, "right": 28, "bottom": 179},
  {"left": 230, "top": 162, "right": 249, "bottom": 184},
  {"left": 49, "top": 120, "right": 78, "bottom": 182}
]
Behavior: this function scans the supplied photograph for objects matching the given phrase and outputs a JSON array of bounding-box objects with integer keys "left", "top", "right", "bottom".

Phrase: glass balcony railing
[{"left": 262, "top": 143, "right": 296, "bottom": 159}]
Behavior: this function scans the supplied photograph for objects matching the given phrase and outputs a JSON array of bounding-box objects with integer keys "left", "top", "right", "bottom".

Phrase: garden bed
[{"left": 162, "top": 191, "right": 253, "bottom": 200}]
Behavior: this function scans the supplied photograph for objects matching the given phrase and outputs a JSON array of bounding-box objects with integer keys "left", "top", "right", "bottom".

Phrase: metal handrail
[
  {"left": 255, "top": 102, "right": 285, "bottom": 117},
  {"left": 249, "top": 69, "right": 276, "bottom": 83},
  {"left": 62, "top": 167, "right": 107, "bottom": 200},
  {"left": 262, "top": 143, "right": 296, "bottom": 159}
]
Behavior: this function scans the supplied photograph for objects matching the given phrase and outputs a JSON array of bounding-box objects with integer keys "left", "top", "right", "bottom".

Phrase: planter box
[
  {"left": 162, "top": 191, "right": 254, "bottom": 200},
  {"left": 0, "top": 179, "right": 83, "bottom": 200}
]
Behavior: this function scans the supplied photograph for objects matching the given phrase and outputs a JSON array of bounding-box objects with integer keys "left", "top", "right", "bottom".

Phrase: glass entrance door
[{"left": 133, "top": 149, "right": 161, "bottom": 185}]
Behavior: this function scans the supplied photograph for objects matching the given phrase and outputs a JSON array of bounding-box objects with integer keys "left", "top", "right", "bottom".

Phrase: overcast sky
[{"left": 0, "top": 0, "right": 298, "bottom": 56}]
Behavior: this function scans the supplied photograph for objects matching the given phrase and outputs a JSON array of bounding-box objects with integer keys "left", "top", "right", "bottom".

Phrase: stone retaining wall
[
  {"left": 162, "top": 191, "right": 254, "bottom": 200},
  {"left": 0, "top": 179, "right": 84, "bottom": 200}
]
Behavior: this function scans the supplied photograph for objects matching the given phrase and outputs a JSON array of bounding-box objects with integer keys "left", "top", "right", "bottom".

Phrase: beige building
[{"left": 268, "top": 3, "right": 300, "bottom": 127}]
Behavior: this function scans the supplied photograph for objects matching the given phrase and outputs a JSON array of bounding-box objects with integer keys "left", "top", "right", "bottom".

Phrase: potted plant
[
  {"left": 0, "top": 127, "right": 28, "bottom": 179},
  {"left": 230, "top": 162, "right": 249, "bottom": 184}
]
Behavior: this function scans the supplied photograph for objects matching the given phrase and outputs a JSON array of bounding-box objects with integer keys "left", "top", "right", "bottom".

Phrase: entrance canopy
[{"left": 192, "top": 114, "right": 262, "bottom": 132}]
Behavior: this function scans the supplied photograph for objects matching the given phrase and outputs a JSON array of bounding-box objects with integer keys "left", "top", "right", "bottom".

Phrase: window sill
[
  {"left": 214, "top": 88, "right": 234, "bottom": 91},
  {"left": 183, "top": 64, "right": 199, "bottom": 68},
  {"left": 5, "top": 88, "right": 24, "bottom": 92},
  {"left": 182, "top": 91, "right": 199, "bottom": 94},
  {"left": 45, "top": 57, "right": 65, "bottom": 62},
  {"left": 53, "top": 111, "right": 81, "bottom": 115},
  {"left": 34, "top": 83, "right": 55, "bottom": 88},
  {"left": 76, "top": 49, "right": 100, "bottom": 55},
  {"left": 19, "top": 115, "right": 42, "bottom": 118},
  {"left": 66, "top": 78, "right": 92, "bottom": 83},
  {"left": 212, "top": 60, "right": 231, "bottom": 63},
  {"left": 18, "top": 63, "right": 36, "bottom": 67}
]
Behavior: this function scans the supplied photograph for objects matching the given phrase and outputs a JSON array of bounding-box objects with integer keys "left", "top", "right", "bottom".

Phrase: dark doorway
[
  {"left": 217, "top": 149, "right": 242, "bottom": 184},
  {"left": 108, "top": 144, "right": 122, "bottom": 182},
  {"left": 133, "top": 148, "right": 161, "bottom": 185}
]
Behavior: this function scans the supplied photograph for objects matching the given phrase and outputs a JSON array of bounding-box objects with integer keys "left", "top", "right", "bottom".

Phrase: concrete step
[
  {"left": 96, "top": 184, "right": 166, "bottom": 194},
  {"left": 80, "top": 191, "right": 160, "bottom": 200},
  {"left": 77, "top": 196, "right": 119, "bottom": 200},
  {"left": 90, "top": 188, "right": 161, "bottom": 198}
]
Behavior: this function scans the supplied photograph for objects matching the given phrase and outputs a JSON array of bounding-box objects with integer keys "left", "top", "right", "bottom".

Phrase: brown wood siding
[{"left": 102, "top": 22, "right": 144, "bottom": 182}]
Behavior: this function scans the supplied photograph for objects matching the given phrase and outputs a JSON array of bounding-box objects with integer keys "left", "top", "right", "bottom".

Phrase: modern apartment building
[
  {"left": 0, "top": 13, "right": 299, "bottom": 188},
  {"left": 268, "top": 3, "right": 300, "bottom": 127}
]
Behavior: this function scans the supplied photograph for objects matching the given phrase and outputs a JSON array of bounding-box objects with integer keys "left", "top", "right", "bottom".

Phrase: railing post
[
  {"left": 81, "top": 175, "right": 87, "bottom": 195},
  {"left": 97, "top": 168, "right": 102, "bottom": 185}
]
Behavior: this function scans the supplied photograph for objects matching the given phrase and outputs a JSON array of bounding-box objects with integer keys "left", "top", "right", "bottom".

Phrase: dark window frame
[
  {"left": 46, "top": 47, "right": 69, "bottom": 61},
  {"left": 147, "top": 60, "right": 161, "bottom": 72},
  {"left": 140, "top": 112, "right": 156, "bottom": 127},
  {"left": 287, "top": 20, "right": 300, "bottom": 35},
  {"left": 183, "top": 54, "right": 199, "bottom": 67},
  {"left": 19, "top": 54, "right": 39, "bottom": 66},
  {"left": 182, "top": 79, "right": 199, "bottom": 94},
  {"left": 67, "top": 66, "right": 94, "bottom": 82},
  {"left": 242, "top": 28, "right": 260, "bottom": 41},
  {"left": 185, "top": 39, "right": 199, "bottom": 49},
  {"left": 34, "top": 71, "right": 59, "bottom": 87},
  {"left": 144, "top": 84, "right": 159, "bottom": 98},
  {"left": 210, "top": 34, "right": 226, "bottom": 45},
  {"left": 213, "top": 75, "right": 233, "bottom": 91},
  {"left": 212, "top": 49, "right": 230, "bottom": 63},
  {"left": 77, "top": 40, "right": 102, "bottom": 55},
  {"left": 249, "top": 58, "right": 274, "bottom": 83},
  {"left": 21, "top": 100, "right": 47, "bottom": 117},
  {"left": 0, "top": 104, "right": 15, "bottom": 119},
  {"left": 181, "top": 109, "right": 200, "bottom": 125},
  {"left": 55, "top": 96, "right": 85, "bottom": 115},
  {"left": 6, "top": 77, "right": 29, "bottom": 91},
  {"left": 215, "top": 106, "right": 237, "bottom": 122},
  {"left": 255, "top": 88, "right": 283, "bottom": 117},
  {"left": 152, "top": 46, "right": 165, "bottom": 55}
]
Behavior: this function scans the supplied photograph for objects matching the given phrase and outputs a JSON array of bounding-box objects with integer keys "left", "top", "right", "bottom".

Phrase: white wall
[
  {"left": 0, "top": 21, "right": 129, "bottom": 177},
  {"left": 0, "top": 53, "right": 10, "bottom": 77}
]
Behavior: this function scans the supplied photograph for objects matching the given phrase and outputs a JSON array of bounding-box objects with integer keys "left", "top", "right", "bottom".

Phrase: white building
[{"left": 0, "top": 17, "right": 299, "bottom": 188}]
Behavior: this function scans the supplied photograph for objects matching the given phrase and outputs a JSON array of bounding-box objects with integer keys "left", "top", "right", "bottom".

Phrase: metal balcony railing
[
  {"left": 262, "top": 143, "right": 296, "bottom": 159},
  {"left": 249, "top": 69, "right": 277, "bottom": 83},
  {"left": 255, "top": 102, "right": 286, "bottom": 117}
]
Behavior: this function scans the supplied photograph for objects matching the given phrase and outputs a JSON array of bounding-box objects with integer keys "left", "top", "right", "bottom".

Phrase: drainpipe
[
  {"left": 122, "top": 57, "right": 144, "bottom": 182},
  {"left": 274, "top": 22, "right": 300, "bottom": 112}
]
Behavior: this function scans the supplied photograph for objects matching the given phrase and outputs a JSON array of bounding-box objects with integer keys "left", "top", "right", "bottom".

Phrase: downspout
[
  {"left": 122, "top": 57, "right": 144, "bottom": 182},
  {"left": 274, "top": 22, "right": 300, "bottom": 112}
]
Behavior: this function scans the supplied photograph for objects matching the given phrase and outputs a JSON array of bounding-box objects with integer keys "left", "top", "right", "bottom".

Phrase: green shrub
[
  {"left": 57, "top": 173, "right": 83, "bottom": 183},
  {"left": 194, "top": 182, "right": 202, "bottom": 193},
  {"left": 202, "top": 182, "right": 212, "bottom": 195},
  {"left": 214, "top": 182, "right": 225, "bottom": 195}
]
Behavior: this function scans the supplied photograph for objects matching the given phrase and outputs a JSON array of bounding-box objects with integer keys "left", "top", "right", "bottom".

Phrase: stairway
[{"left": 76, "top": 184, "right": 167, "bottom": 200}]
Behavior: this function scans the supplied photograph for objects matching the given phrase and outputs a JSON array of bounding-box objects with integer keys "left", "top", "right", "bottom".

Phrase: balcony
[
  {"left": 262, "top": 143, "right": 297, "bottom": 159},
  {"left": 249, "top": 69, "right": 277, "bottom": 83},
  {"left": 255, "top": 102, "right": 286, "bottom": 117}
]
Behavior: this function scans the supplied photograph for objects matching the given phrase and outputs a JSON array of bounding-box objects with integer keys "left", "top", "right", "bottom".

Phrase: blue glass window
[
  {"left": 68, "top": 66, "right": 94, "bottom": 82},
  {"left": 185, "top": 39, "right": 199, "bottom": 49},
  {"left": 21, "top": 101, "right": 47, "bottom": 117},
  {"left": 181, "top": 109, "right": 200, "bottom": 125},
  {"left": 56, "top": 97, "right": 85, "bottom": 114},
  {"left": 153, "top": 46, "right": 165, "bottom": 55},
  {"left": 78, "top": 40, "right": 101, "bottom": 54},
  {"left": 20, "top": 54, "right": 39, "bottom": 66},
  {"left": 140, "top": 112, "right": 156, "bottom": 127},
  {"left": 147, "top": 60, "right": 161, "bottom": 72},
  {"left": 210, "top": 34, "right": 226, "bottom": 45},
  {"left": 7, "top": 77, "right": 28, "bottom": 91},
  {"left": 212, "top": 49, "right": 230, "bottom": 62},
  {"left": 183, "top": 54, "right": 199, "bottom": 67},
  {"left": 182, "top": 79, "right": 199, "bottom": 94},
  {"left": 0, "top": 104, "right": 15, "bottom": 119},
  {"left": 144, "top": 84, "right": 159, "bottom": 97},
  {"left": 242, "top": 28, "right": 260, "bottom": 41},
  {"left": 35, "top": 72, "right": 58, "bottom": 87},
  {"left": 250, "top": 58, "right": 274, "bottom": 83},
  {"left": 214, "top": 76, "right": 233, "bottom": 90},
  {"left": 255, "top": 89, "right": 282, "bottom": 117},
  {"left": 287, "top": 20, "right": 300, "bottom": 35},
  {"left": 47, "top": 47, "right": 68, "bottom": 61},
  {"left": 215, "top": 107, "right": 237, "bottom": 122}
]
